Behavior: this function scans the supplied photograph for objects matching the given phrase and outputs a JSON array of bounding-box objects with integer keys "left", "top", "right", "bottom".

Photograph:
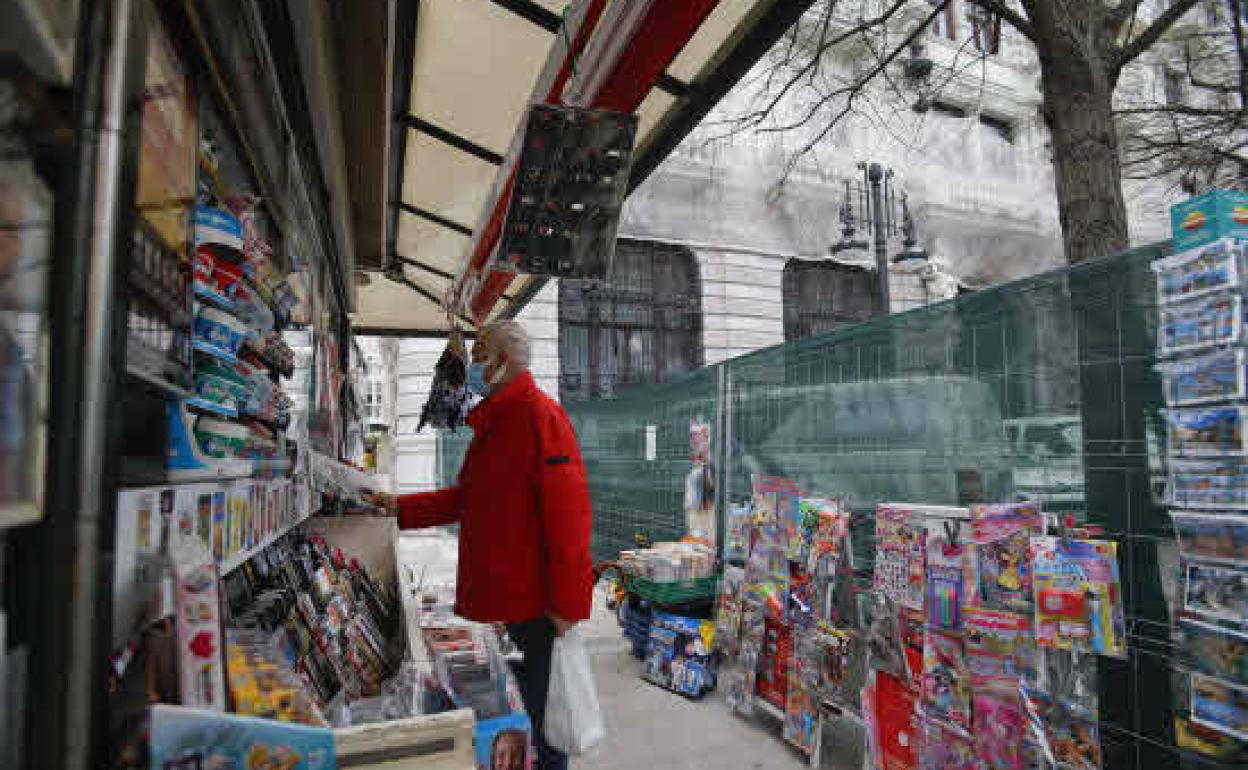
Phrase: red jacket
[{"left": 397, "top": 372, "right": 594, "bottom": 623}]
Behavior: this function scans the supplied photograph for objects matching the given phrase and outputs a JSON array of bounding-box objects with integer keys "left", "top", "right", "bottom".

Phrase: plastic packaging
[
  {"left": 194, "top": 305, "right": 249, "bottom": 358},
  {"left": 194, "top": 415, "right": 248, "bottom": 459},
  {"left": 544, "top": 628, "right": 605, "bottom": 756}
]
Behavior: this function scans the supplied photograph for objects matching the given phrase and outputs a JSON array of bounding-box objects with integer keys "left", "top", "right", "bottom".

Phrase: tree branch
[
  {"left": 966, "top": 0, "right": 1037, "bottom": 42},
  {"left": 1114, "top": 0, "right": 1205, "bottom": 72}
]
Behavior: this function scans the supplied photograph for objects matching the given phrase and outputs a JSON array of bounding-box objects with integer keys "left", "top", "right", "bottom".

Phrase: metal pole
[{"left": 868, "top": 162, "right": 890, "bottom": 315}]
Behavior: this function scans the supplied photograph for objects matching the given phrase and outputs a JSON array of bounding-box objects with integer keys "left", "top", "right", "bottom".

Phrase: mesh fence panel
[{"left": 437, "top": 242, "right": 1239, "bottom": 768}]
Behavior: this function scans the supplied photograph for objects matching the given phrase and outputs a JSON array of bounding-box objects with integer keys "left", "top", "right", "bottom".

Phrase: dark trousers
[{"left": 506, "top": 618, "right": 569, "bottom": 770}]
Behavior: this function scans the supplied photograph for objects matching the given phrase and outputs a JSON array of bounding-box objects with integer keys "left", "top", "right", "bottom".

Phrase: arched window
[
  {"left": 558, "top": 240, "right": 703, "bottom": 401},
  {"left": 782, "top": 259, "right": 877, "bottom": 341}
]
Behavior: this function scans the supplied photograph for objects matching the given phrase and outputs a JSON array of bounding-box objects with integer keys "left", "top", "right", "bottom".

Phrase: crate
[{"left": 623, "top": 573, "right": 720, "bottom": 606}]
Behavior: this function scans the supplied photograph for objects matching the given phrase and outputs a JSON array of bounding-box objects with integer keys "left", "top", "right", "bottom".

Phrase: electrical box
[{"left": 497, "top": 104, "right": 637, "bottom": 279}]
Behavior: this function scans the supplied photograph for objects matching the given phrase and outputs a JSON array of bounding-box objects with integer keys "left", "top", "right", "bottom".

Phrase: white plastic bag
[{"left": 544, "top": 628, "right": 605, "bottom": 755}]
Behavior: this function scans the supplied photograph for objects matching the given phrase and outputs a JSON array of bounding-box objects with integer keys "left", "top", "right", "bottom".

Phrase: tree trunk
[{"left": 1035, "top": 29, "right": 1131, "bottom": 263}]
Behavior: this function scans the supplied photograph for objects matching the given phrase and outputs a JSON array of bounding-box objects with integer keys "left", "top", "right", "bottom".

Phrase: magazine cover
[
  {"left": 964, "top": 606, "right": 1035, "bottom": 689},
  {"left": 970, "top": 504, "right": 1042, "bottom": 614},
  {"left": 475, "top": 712, "right": 532, "bottom": 770},
  {"left": 921, "top": 630, "right": 972, "bottom": 729},
  {"left": 1192, "top": 674, "right": 1248, "bottom": 742},
  {"left": 149, "top": 704, "right": 335, "bottom": 770},
  {"left": 1185, "top": 561, "right": 1248, "bottom": 622},
  {"left": 1030, "top": 536, "right": 1126, "bottom": 658},
  {"left": 874, "top": 505, "right": 927, "bottom": 611}
]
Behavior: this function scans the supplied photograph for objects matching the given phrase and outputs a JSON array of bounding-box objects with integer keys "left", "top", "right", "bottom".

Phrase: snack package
[
  {"left": 969, "top": 503, "right": 1041, "bottom": 614},
  {"left": 1167, "top": 407, "right": 1248, "bottom": 457},
  {"left": 964, "top": 607, "right": 1035, "bottom": 689},
  {"left": 918, "top": 714, "right": 980, "bottom": 770},
  {"left": 875, "top": 505, "right": 927, "bottom": 611},
  {"left": 1159, "top": 348, "right": 1248, "bottom": 406},
  {"left": 921, "top": 630, "right": 972, "bottom": 728},
  {"left": 974, "top": 691, "right": 1029, "bottom": 770},
  {"left": 1157, "top": 291, "right": 1244, "bottom": 355},
  {"left": 1171, "top": 511, "right": 1248, "bottom": 564},
  {"left": 1030, "top": 537, "right": 1126, "bottom": 658},
  {"left": 926, "top": 520, "right": 967, "bottom": 631},
  {"left": 1169, "top": 459, "right": 1248, "bottom": 510},
  {"left": 1182, "top": 618, "right": 1248, "bottom": 686},
  {"left": 1192, "top": 674, "right": 1248, "bottom": 741},
  {"left": 1185, "top": 561, "right": 1248, "bottom": 622}
]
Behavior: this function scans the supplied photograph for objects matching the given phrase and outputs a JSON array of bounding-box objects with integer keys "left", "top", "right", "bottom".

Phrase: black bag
[{"left": 417, "top": 329, "right": 471, "bottom": 432}]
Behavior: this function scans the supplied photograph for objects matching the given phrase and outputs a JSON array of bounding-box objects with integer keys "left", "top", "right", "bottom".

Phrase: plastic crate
[{"left": 623, "top": 574, "right": 720, "bottom": 606}]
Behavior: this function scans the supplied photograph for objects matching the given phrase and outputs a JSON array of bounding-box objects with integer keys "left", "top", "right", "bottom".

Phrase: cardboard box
[{"left": 1171, "top": 190, "right": 1248, "bottom": 250}]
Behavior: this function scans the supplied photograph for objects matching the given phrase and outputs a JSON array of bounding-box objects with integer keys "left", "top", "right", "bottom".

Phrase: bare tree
[{"left": 722, "top": 0, "right": 1245, "bottom": 262}]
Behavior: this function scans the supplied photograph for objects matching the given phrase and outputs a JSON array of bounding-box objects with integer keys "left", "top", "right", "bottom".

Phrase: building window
[
  {"left": 967, "top": 4, "right": 1001, "bottom": 54},
  {"left": 930, "top": 0, "right": 957, "bottom": 39},
  {"left": 558, "top": 240, "right": 703, "bottom": 401},
  {"left": 782, "top": 260, "right": 877, "bottom": 342}
]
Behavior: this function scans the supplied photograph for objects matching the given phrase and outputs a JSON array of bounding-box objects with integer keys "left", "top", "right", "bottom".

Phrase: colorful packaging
[
  {"left": 963, "top": 607, "right": 1035, "bottom": 689},
  {"left": 1171, "top": 511, "right": 1248, "bottom": 563},
  {"left": 807, "top": 502, "right": 852, "bottom": 625},
  {"left": 1169, "top": 191, "right": 1248, "bottom": 251},
  {"left": 1182, "top": 618, "right": 1248, "bottom": 686},
  {"left": 925, "top": 521, "right": 967, "bottom": 631},
  {"left": 193, "top": 305, "right": 248, "bottom": 359},
  {"left": 641, "top": 611, "right": 717, "bottom": 698},
  {"left": 752, "top": 475, "right": 804, "bottom": 558},
  {"left": 1185, "top": 561, "right": 1248, "bottom": 622},
  {"left": 974, "top": 691, "right": 1029, "bottom": 770},
  {"left": 1170, "top": 459, "right": 1248, "bottom": 509},
  {"left": 921, "top": 630, "right": 972, "bottom": 729},
  {"left": 1167, "top": 406, "right": 1248, "bottom": 457},
  {"left": 1192, "top": 674, "right": 1248, "bottom": 742},
  {"left": 875, "top": 504, "right": 927, "bottom": 611},
  {"left": 172, "top": 548, "right": 226, "bottom": 710},
  {"left": 969, "top": 503, "right": 1042, "bottom": 613},
  {"left": 1030, "top": 537, "right": 1126, "bottom": 658},
  {"left": 1022, "top": 686, "right": 1102, "bottom": 770},
  {"left": 918, "top": 715, "right": 980, "bottom": 770},
  {"left": 1158, "top": 291, "right": 1245, "bottom": 355},
  {"left": 814, "top": 626, "right": 866, "bottom": 711},
  {"left": 1152, "top": 236, "right": 1246, "bottom": 302},
  {"left": 784, "top": 632, "right": 821, "bottom": 755},
  {"left": 869, "top": 671, "right": 919, "bottom": 770},
  {"left": 1159, "top": 348, "right": 1248, "bottom": 406},
  {"left": 149, "top": 704, "right": 335, "bottom": 770}
]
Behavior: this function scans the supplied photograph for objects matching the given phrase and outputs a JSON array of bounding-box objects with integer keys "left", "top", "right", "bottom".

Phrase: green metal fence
[{"left": 438, "top": 242, "right": 1242, "bottom": 768}]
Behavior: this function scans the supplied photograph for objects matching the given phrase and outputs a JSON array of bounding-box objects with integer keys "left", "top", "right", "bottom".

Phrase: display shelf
[
  {"left": 192, "top": 338, "right": 240, "bottom": 364},
  {"left": 218, "top": 509, "right": 312, "bottom": 575}
]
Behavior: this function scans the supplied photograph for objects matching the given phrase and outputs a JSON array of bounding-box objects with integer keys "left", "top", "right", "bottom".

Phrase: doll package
[
  {"left": 974, "top": 691, "right": 1029, "bottom": 770},
  {"left": 1029, "top": 536, "right": 1126, "bottom": 658},
  {"left": 751, "top": 474, "right": 804, "bottom": 558}
]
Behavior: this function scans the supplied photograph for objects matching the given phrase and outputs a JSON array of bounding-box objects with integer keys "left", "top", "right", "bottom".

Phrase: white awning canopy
[{"left": 350, "top": 0, "right": 816, "bottom": 336}]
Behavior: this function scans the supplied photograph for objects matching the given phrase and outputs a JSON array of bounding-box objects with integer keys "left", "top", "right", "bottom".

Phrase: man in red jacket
[{"left": 377, "top": 320, "right": 592, "bottom": 770}]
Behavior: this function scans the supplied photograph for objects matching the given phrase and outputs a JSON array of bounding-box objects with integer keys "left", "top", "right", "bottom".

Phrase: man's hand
[
  {"left": 548, "top": 613, "right": 574, "bottom": 637},
  {"left": 362, "top": 492, "right": 397, "bottom": 517}
]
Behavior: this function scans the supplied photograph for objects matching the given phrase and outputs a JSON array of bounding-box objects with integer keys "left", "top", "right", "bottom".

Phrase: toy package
[
  {"left": 807, "top": 503, "right": 852, "bottom": 625},
  {"left": 1151, "top": 237, "right": 1246, "bottom": 303},
  {"left": 1181, "top": 618, "right": 1248, "bottom": 686},
  {"left": 1160, "top": 348, "right": 1248, "bottom": 406},
  {"left": 728, "top": 603, "right": 766, "bottom": 715},
  {"left": 743, "top": 524, "right": 790, "bottom": 618},
  {"left": 752, "top": 475, "right": 804, "bottom": 557},
  {"left": 875, "top": 505, "right": 927, "bottom": 611},
  {"left": 918, "top": 714, "right": 980, "bottom": 770},
  {"left": 642, "top": 611, "right": 718, "bottom": 698},
  {"left": 926, "top": 520, "right": 967, "bottom": 631},
  {"left": 1158, "top": 291, "right": 1244, "bottom": 355},
  {"left": 1170, "top": 459, "right": 1248, "bottom": 509},
  {"left": 969, "top": 503, "right": 1042, "bottom": 614},
  {"left": 724, "top": 502, "right": 754, "bottom": 562},
  {"left": 714, "top": 565, "right": 745, "bottom": 657},
  {"left": 784, "top": 633, "right": 822, "bottom": 755},
  {"left": 1185, "top": 561, "right": 1248, "bottom": 622},
  {"left": 172, "top": 533, "right": 227, "bottom": 711},
  {"left": 149, "top": 703, "right": 335, "bottom": 770},
  {"left": 1171, "top": 511, "right": 1248, "bottom": 563},
  {"left": 1167, "top": 407, "right": 1248, "bottom": 457},
  {"left": 814, "top": 625, "right": 866, "bottom": 711},
  {"left": 1192, "top": 674, "right": 1248, "bottom": 741},
  {"left": 974, "top": 691, "right": 1029, "bottom": 770},
  {"left": 922, "top": 630, "right": 972, "bottom": 728},
  {"left": 963, "top": 607, "right": 1035, "bottom": 688},
  {"left": 1030, "top": 537, "right": 1126, "bottom": 658}
]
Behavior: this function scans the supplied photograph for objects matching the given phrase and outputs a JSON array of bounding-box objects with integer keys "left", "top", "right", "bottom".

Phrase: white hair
[{"left": 480, "top": 319, "right": 530, "bottom": 368}]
